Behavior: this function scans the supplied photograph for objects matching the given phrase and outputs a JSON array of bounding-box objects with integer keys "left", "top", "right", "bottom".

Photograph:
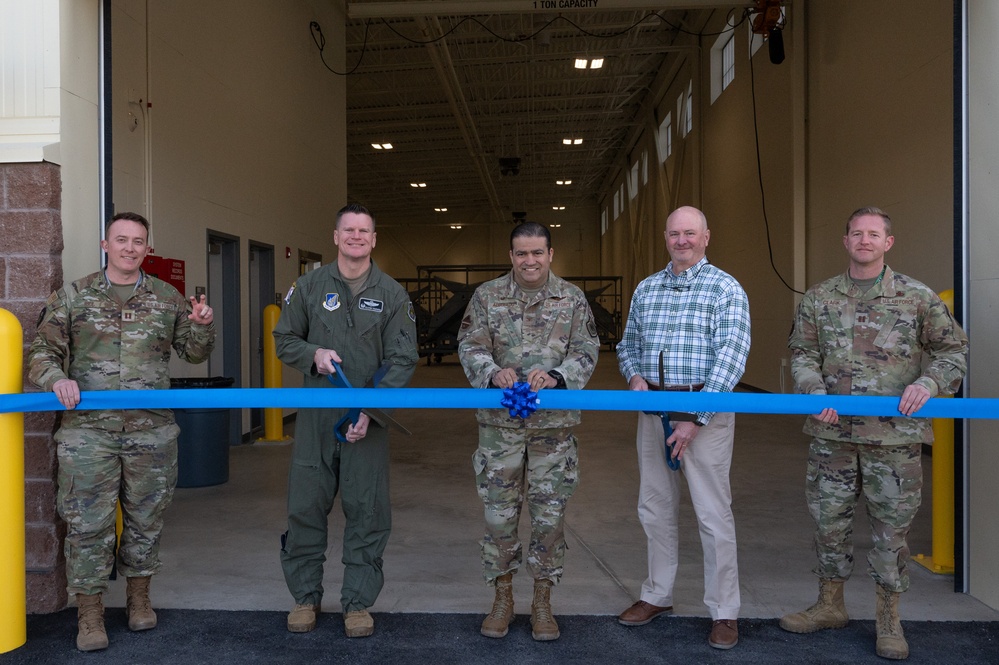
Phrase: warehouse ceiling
[{"left": 338, "top": 1, "right": 754, "bottom": 228}]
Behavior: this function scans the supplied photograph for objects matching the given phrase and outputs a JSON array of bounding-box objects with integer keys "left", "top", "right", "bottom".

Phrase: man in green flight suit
[{"left": 274, "top": 203, "right": 418, "bottom": 638}]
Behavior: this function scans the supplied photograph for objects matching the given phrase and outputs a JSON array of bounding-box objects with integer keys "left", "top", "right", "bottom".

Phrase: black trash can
[{"left": 171, "top": 376, "right": 234, "bottom": 488}]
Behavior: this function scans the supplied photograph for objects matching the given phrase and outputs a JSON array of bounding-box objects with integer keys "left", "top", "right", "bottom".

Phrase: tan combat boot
[
  {"left": 530, "top": 579, "right": 560, "bottom": 641},
  {"left": 779, "top": 578, "right": 850, "bottom": 633},
  {"left": 76, "top": 593, "right": 109, "bottom": 652},
  {"left": 126, "top": 576, "right": 158, "bottom": 631},
  {"left": 875, "top": 584, "right": 909, "bottom": 660},
  {"left": 344, "top": 609, "right": 374, "bottom": 638},
  {"left": 480, "top": 573, "right": 514, "bottom": 638}
]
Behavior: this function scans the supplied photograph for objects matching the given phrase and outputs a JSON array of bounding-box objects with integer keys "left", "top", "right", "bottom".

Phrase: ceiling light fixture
[
  {"left": 574, "top": 58, "right": 603, "bottom": 70},
  {"left": 563, "top": 138, "right": 583, "bottom": 146},
  {"left": 410, "top": 182, "right": 427, "bottom": 188},
  {"left": 434, "top": 207, "right": 448, "bottom": 212},
  {"left": 556, "top": 179, "right": 572, "bottom": 185},
  {"left": 590, "top": 58, "right": 604, "bottom": 69},
  {"left": 574, "top": 58, "right": 588, "bottom": 69},
  {"left": 550, "top": 224, "right": 562, "bottom": 228},
  {"left": 371, "top": 143, "right": 393, "bottom": 150},
  {"left": 552, "top": 206, "right": 565, "bottom": 211},
  {"left": 450, "top": 225, "right": 462, "bottom": 229}
]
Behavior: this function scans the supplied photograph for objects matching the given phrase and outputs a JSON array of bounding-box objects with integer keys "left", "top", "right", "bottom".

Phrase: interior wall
[
  {"left": 805, "top": 1, "right": 954, "bottom": 290},
  {"left": 967, "top": 0, "right": 999, "bottom": 611},
  {"left": 599, "top": 11, "right": 795, "bottom": 393},
  {"left": 110, "top": 0, "right": 347, "bottom": 410},
  {"left": 374, "top": 204, "right": 600, "bottom": 280}
]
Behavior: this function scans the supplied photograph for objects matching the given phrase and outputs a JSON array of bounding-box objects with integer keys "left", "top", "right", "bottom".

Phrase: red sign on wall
[{"left": 143, "top": 255, "right": 186, "bottom": 295}]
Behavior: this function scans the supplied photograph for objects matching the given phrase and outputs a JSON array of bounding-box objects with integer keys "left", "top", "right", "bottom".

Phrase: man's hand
[
  {"left": 899, "top": 383, "right": 933, "bottom": 416},
  {"left": 188, "top": 294, "right": 214, "bottom": 325},
  {"left": 628, "top": 375, "right": 649, "bottom": 391},
  {"left": 52, "top": 378, "right": 81, "bottom": 410},
  {"left": 314, "top": 348, "right": 343, "bottom": 375},
  {"left": 814, "top": 407, "right": 839, "bottom": 425},
  {"left": 667, "top": 420, "right": 700, "bottom": 461},
  {"left": 491, "top": 367, "right": 519, "bottom": 389},
  {"left": 526, "top": 368, "right": 557, "bottom": 392},
  {"left": 345, "top": 412, "right": 371, "bottom": 442}
]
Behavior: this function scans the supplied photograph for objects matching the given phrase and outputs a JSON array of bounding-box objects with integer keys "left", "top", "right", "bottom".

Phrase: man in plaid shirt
[{"left": 616, "top": 206, "right": 751, "bottom": 650}]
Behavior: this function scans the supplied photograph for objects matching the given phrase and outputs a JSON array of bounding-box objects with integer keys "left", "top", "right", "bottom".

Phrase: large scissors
[
  {"left": 328, "top": 361, "right": 412, "bottom": 442},
  {"left": 643, "top": 351, "right": 680, "bottom": 471}
]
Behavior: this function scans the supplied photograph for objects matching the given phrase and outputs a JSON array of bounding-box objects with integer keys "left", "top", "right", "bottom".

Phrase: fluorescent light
[
  {"left": 590, "top": 58, "right": 604, "bottom": 69},
  {"left": 556, "top": 179, "right": 572, "bottom": 185},
  {"left": 410, "top": 182, "right": 427, "bottom": 188},
  {"left": 550, "top": 224, "right": 561, "bottom": 228},
  {"left": 371, "top": 143, "right": 394, "bottom": 150},
  {"left": 450, "top": 225, "right": 462, "bottom": 229},
  {"left": 562, "top": 139, "right": 572, "bottom": 145},
  {"left": 434, "top": 207, "right": 448, "bottom": 212},
  {"left": 552, "top": 206, "right": 565, "bottom": 211},
  {"left": 574, "top": 58, "right": 588, "bottom": 69},
  {"left": 573, "top": 138, "right": 583, "bottom": 145}
]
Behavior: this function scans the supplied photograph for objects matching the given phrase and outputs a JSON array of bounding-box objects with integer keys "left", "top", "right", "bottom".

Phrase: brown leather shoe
[
  {"left": 708, "top": 619, "right": 739, "bottom": 649},
  {"left": 617, "top": 600, "right": 673, "bottom": 626}
]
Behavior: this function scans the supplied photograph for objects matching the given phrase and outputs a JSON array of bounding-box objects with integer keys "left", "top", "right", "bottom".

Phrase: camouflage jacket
[
  {"left": 788, "top": 267, "right": 968, "bottom": 444},
  {"left": 28, "top": 270, "right": 216, "bottom": 432},
  {"left": 457, "top": 271, "right": 599, "bottom": 429}
]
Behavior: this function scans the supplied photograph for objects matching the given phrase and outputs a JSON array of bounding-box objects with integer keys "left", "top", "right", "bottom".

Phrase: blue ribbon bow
[{"left": 501, "top": 382, "right": 539, "bottom": 419}]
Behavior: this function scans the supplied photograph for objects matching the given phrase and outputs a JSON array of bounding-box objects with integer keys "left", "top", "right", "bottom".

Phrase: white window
[
  {"left": 613, "top": 190, "right": 621, "bottom": 220},
  {"left": 722, "top": 36, "right": 735, "bottom": 90},
  {"left": 641, "top": 150, "right": 649, "bottom": 185},
  {"left": 657, "top": 112, "right": 673, "bottom": 162},
  {"left": 711, "top": 17, "right": 738, "bottom": 103},
  {"left": 601, "top": 208, "right": 608, "bottom": 235},
  {"left": 629, "top": 161, "right": 639, "bottom": 199},
  {"left": 679, "top": 82, "right": 692, "bottom": 138}
]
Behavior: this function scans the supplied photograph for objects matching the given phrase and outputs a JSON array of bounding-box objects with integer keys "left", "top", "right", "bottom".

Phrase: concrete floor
[{"left": 105, "top": 351, "right": 999, "bottom": 622}]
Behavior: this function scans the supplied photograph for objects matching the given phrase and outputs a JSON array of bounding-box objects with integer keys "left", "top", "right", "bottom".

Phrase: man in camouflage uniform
[
  {"left": 273, "top": 203, "right": 418, "bottom": 639},
  {"left": 28, "top": 212, "right": 216, "bottom": 652},
  {"left": 782, "top": 207, "right": 968, "bottom": 660},
  {"left": 457, "top": 222, "right": 599, "bottom": 642}
]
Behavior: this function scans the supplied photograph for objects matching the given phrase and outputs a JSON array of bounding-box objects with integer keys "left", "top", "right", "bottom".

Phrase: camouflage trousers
[
  {"left": 55, "top": 423, "right": 180, "bottom": 595},
  {"left": 806, "top": 438, "right": 923, "bottom": 592},
  {"left": 473, "top": 424, "right": 579, "bottom": 585}
]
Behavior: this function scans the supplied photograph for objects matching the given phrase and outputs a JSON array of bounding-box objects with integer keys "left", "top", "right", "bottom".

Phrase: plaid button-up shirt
[{"left": 617, "top": 257, "right": 751, "bottom": 423}]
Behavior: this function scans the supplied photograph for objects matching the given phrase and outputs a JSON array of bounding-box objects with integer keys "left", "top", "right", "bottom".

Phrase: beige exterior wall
[{"left": 968, "top": 0, "right": 999, "bottom": 612}]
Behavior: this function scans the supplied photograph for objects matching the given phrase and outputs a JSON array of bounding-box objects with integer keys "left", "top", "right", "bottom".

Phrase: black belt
[{"left": 648, "top": 382, "right": 704, "bottom": 392}]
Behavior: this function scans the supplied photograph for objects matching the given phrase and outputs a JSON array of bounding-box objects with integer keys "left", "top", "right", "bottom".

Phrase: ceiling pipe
[
  {"left": 349, "top": 1, "right": 754, "bottom": 19},
  {"left": 417, "top": 16, "right": 506, "bottom": 222}
]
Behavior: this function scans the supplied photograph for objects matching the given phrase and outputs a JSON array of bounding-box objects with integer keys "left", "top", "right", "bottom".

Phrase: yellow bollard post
[
  {"left": 257, "top": 304, "right": 291, "bottom": 444},
  {"left": 913, "top": 289, "right": 956, "bottom": 574},
  {"left": 0, "top": 308, "right": 27, "bottom": 653}
]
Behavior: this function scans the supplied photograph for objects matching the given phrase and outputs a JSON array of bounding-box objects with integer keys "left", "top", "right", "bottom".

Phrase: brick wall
[{"left": 1, "top": 162, "right": 68, "bottom": 613}]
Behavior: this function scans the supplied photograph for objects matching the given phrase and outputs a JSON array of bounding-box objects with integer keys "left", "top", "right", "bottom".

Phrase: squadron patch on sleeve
[
  {"left": 408, "top": 301, "right": 417, "bottom": 322},
  {"left": 284, "top": 282, "right": 297, "bottom": 305}
]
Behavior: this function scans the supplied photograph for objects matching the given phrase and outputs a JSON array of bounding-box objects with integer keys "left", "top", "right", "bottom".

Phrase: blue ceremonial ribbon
[
  {"left": 500, "top": 382, "right": 539, "bottom": 419},
  {"left": 3, "top": 388, "right": 999, "bottom": 419}
]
